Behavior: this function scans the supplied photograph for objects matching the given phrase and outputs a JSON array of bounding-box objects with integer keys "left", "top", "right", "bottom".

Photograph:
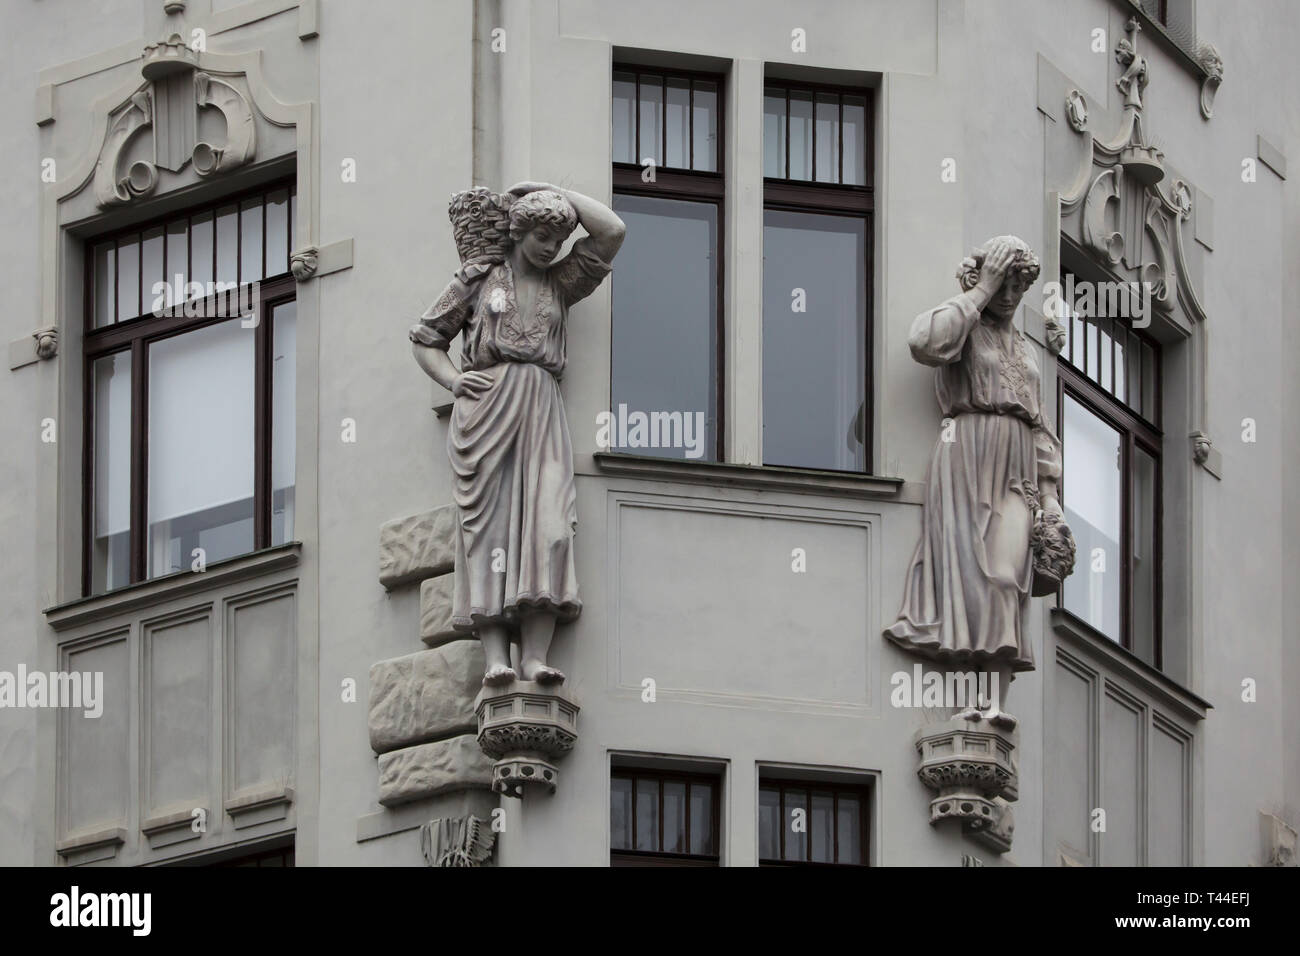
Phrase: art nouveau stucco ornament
[
  {"left": 884, "top": 237, "right": 1076, "bottom": 728},
  {"left": 410, "top": 183, "right": 625, "bottom": 687}
]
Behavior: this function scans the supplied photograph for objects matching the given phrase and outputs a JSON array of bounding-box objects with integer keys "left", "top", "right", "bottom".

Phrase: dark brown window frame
[
  {"left": 762, "top": 78, "right": 874, "bottom": 474},
  {"left": 763, "top": 79, "right": 873, "bottom": 188},
  {"left": 758, "top": 776, "right": 870, "bottom": 867},
  {"left": 1058, "top": 266, "right": 1162, "bottom": 429},
  {"left": 610, "top": 766, "right": 722, "bottom": 866},
  {"left": 81, "top": 179, "right": 298, "bottom": 597},
  {"left": 612, "top": 63, "right": 726, "bottom": 463},
  {"left": 1057, "top": 362, "right": 1164, "bottom": 668}
]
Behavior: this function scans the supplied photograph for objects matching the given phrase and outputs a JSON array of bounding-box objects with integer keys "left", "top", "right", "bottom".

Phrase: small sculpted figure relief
[
  {"left": 885, "top": 236, "right": 1076, "bottom": 726},
  {"left": 411, "top": 182, "right": 626, "bottom": 686}
]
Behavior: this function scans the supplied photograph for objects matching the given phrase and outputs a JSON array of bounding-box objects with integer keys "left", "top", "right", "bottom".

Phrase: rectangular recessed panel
[
  {"left": 1149, "top": 720, "right": 1188, "bottom": 865},
  {"left": 1050, "top": 658, "right": 1093, "bottom": 855},
  {"left": 616, "top": 504, "right": 868, "bottom": 705},
  {"left": 145, "top": 613, "right": 211, "bottom": 815},
  {"left": 1101, "top": 688, "right": 1142, "bottom": 865},
  {"left": 63, "top": 636, "right": 129, "bottom": 834},
  {"left": 228, "top": 590, "right": 295, "bottom": 797}
]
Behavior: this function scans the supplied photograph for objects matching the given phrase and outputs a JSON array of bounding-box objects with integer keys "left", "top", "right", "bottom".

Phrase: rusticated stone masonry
[{"left": 373, "top": 506, "right": 492, "bottom": 809}]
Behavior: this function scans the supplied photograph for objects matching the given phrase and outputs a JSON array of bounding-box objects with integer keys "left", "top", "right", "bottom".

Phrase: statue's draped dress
[
  {"left": 884, "top": 291, "right": 1061, "bottom": 672},
  {"left": 410, "top": 238, "right": 611, "bottom": 631}
]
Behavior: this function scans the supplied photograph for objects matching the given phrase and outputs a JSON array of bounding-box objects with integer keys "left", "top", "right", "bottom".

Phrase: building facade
[{"left": 1, "top": 0, "right": 1297, "bottom": 867}]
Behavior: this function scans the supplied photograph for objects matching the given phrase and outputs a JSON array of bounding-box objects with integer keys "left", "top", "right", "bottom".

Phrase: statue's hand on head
[
  {"left": 974, "top": 237, "right": 1016, "bottom": 297},
  {"left": 506, "top": 181, "right": 556, "bottom": 197}
]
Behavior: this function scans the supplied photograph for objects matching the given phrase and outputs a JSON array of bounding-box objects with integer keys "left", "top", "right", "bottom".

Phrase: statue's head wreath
[{"left": 448, "top": 187, "right": 578, "bottom": 267}]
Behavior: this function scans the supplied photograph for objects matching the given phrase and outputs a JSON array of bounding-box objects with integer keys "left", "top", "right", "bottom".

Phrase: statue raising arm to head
[{"left": 410, "top": 182, "right": 624, "bottom": 687}]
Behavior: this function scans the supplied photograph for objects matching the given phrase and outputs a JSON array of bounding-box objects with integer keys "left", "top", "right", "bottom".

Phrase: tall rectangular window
[
  {"left": 1057, "top": 268, "right": 1162, "bottom": 666},
  {"left": 610, "top": 66, "right": 723, "bottom": 461},
  {"left": 762, "top": 80, "right": 872, "bottom": 472},
  {"left": 83, "top": 182, "right": 298, "bottom": 595}
]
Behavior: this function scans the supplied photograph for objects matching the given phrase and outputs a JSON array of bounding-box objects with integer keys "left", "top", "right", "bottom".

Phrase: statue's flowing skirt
[
  {"left": 884, "top": 412, "right": 1036, "bottom": 671},
  {"left": 447, "top": 361, "right": 581, "bottom": 631}
]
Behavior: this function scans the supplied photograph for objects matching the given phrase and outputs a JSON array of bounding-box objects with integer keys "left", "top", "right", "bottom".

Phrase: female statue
[
  {"left": 884, "top": 236, "right": 1074, "bottom": 726},
  {"left": 411, "top": 182, "right": 625, "bottom": 686}
]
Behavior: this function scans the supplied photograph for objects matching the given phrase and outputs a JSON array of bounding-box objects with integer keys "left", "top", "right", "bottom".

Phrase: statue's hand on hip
[{"left": 453, "top": 370, "right": 495, "bottom": 399}]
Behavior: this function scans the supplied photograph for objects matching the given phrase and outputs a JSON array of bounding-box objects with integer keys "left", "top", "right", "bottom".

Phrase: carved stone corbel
[
  {"left": 1197, "top": 43, "right": 1224, "bottom": 120},
  {"left": 914, "top": 717, "right": 1019, "bottom": 852},
  {"left": 1064, "top": 89, "right": 1088, "bottom": 133},
  {"left": 290, "top": 245, "right": 319, "bottom": 280},
  {"left": 1043, "top": 316, "right": 1067, "bottom": 355},
  {"left": 475, "top": 683, "right": 579, "bottom": 797},
  {"left": 34, "top": 327, "right": 58, "bottom": 360}
]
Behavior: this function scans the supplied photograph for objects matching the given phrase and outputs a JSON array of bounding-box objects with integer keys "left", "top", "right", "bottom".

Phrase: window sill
[
  {"left": 1050, "top": 607, "right": 1211, "bottom": 721},
  {"left": 45, "top": 543, "right": 302, "bottom": 633},
  {"left": 592, "top": 452, "right": 908, "bottom": 500}
]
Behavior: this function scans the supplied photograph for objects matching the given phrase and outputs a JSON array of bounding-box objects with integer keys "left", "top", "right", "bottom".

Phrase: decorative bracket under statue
[{"left": 475, "top": 682, "right": 579, "bottom": 798}]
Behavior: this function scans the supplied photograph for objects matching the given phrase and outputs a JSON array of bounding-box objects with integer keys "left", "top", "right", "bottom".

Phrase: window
[
  {"left": 84, "top": 182, "right": 297, "bottom": 596},
  {"left": 610, "top": 66, "right": 723, "bottom": 461},
  {"left": 758, "top": 776, "right": 869, "bottom": 866},
  {"left": 610, "top": 767, "right": 720, "bottom": 866},
  {"left": 762, "top": 80, "right": 871, "bottom": 471},
  {"left": 1057, "top": 267, "right": 1162, "bottom": 666}
]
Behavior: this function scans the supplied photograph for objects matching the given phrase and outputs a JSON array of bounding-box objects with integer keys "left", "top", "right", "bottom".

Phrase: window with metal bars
[
  {"left": 761, "top": 78, "right": 872, "bottom": 473},
  {"left": 758, "top": 777, "right": 869, "bottom": 866},
  {"left": 610, "top": 65, "right": 724, "bottom": 462},
  {"left": 1056, "top": 266, "right": 1163, "bottom": 666},
  {"left": 82, "top": 181, "right": 298, "bottom": 596},
  {"left": 610, "top": 768, "right": 720, "bottom": 866}
]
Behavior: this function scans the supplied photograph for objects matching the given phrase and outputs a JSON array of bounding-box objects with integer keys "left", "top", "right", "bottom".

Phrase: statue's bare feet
[
  {"left": 984, "top": 708, "right": 1018, "bottom": 730},
  {"left": 953, "top": 707, "right": 983, "bottom": 722},
  {"left": 521, "top": 658, "right": 565, "bottom": 685},
  {"left": 482, "top": 664, "right": 517, "bottom": 687}
]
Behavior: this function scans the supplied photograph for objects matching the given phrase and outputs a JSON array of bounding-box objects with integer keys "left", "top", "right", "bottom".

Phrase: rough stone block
[
  {"left": 377, "top": 735, "right": 494, "bottom": 808},
  {"left": 420, "top": 573, "right": 460, "bottom": 646},
  {"left": 378, "top": 505, "right": 456, "bottom": 589},
  {"left": 369, "top": 641, "right": 483, "bottom": 754}
]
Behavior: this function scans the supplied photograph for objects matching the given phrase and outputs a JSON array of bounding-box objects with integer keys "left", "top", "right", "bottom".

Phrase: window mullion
[
  {"left": 130, "top": 336, "right": 147, "bottom": 583},
  {"left": 254, "top": 301, "right": 272, "bottom": 550}
]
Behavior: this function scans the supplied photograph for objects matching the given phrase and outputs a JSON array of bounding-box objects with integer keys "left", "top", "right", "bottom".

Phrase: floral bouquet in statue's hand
[
  {"left": 1031, "top": 504, "right": 1077, "bottom": 597},
  {"left": 448, "top": 187, "right": 515, "bottom": 267},
  {"left": 1023, "top": 482, "right": 1077, "bottom": 596}
]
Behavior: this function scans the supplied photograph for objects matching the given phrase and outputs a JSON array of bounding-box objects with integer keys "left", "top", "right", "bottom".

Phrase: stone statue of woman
[
  {"left": 884, "top": 236, "right": 1075, "bottom": 727},
  {"left": 410, "top": 182, "right": 625, "bottom": 686}
]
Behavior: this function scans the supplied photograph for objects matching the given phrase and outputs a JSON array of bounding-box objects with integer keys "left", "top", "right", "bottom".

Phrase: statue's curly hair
[
  {"left": 508, "top": 190, "right": 578, "bottom": 242},
  {"left": 956, "top": 235, "right": 1041, "bottom": 292}
]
